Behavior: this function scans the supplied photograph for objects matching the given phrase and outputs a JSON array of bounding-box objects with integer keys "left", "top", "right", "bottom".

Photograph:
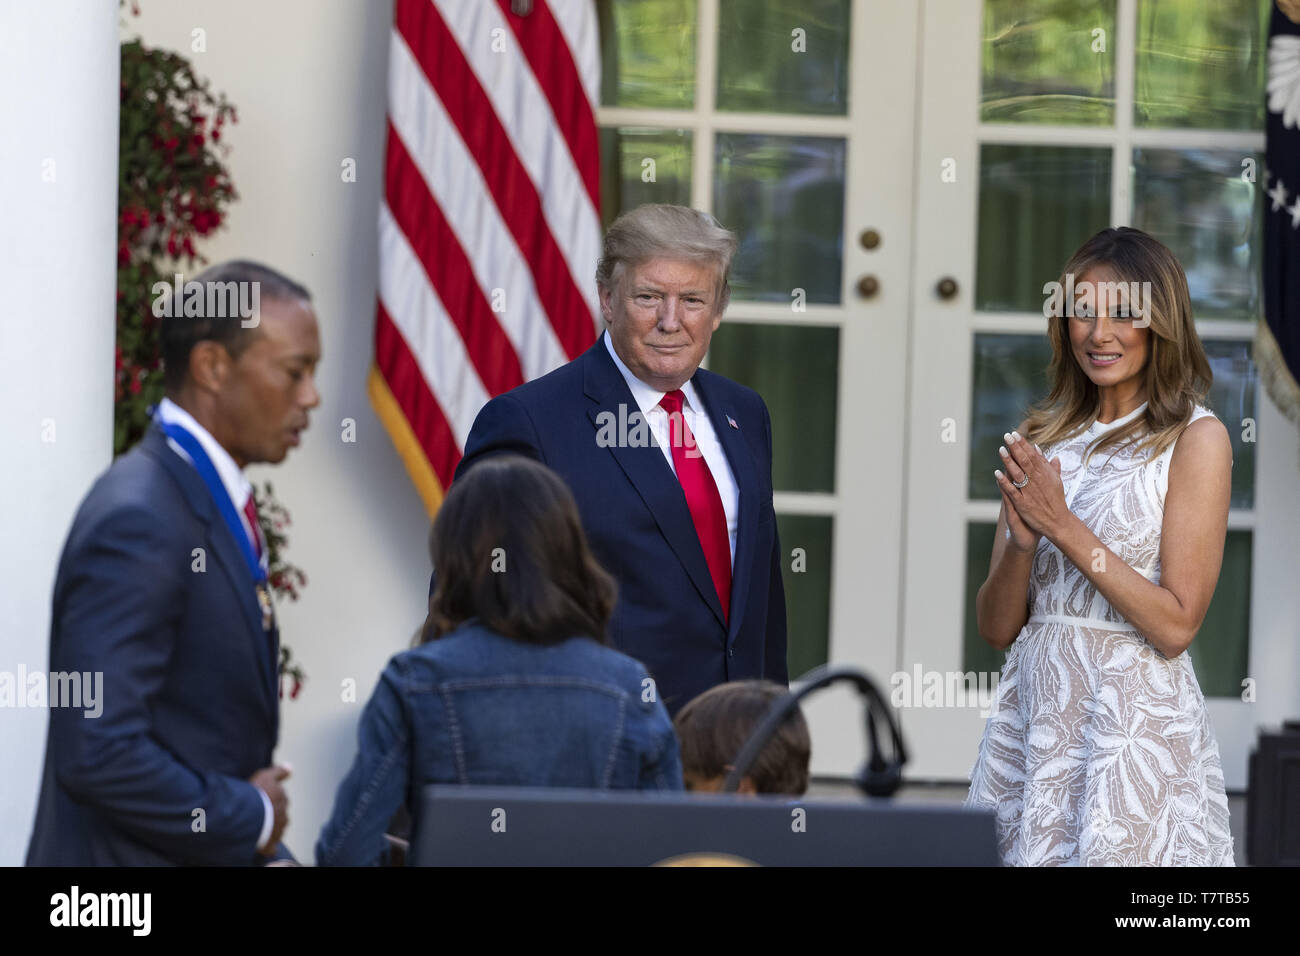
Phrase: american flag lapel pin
[{"left": 726, "top": 415, "right": 739, "bottom": 430}]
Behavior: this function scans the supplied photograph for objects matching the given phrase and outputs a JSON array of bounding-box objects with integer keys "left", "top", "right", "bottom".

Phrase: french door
[
  {"left": 598, "top": 0, "right": 919, "bottom": 775},
  {"left": 903, "top": 0, "right": 1296, "bottom": 786},
  {"left": 598, "top": 0, "right": 1297, "bottom": 784}
]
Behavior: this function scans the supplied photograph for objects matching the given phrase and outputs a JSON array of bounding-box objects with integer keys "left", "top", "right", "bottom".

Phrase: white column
[{"left": 0, "top": 0, "right": 120, "bottom": 865}]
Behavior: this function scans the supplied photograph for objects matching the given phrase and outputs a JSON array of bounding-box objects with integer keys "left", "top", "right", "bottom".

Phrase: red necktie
[
  {"left": 659, "top": 390, "right": 731, "bottom": 622},
  {"left": 242, "top": 495, "right": 264, "bottom": 562}
]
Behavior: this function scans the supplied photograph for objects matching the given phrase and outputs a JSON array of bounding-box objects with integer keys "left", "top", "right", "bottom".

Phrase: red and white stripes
[{"left": 372, "top": 0, "right": 601, "bottom": 513}]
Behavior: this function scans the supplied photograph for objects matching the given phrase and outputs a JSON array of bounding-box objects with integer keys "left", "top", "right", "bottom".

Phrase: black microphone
[{"left": 721, "top": 665, "right": 908, "bottom": 798}]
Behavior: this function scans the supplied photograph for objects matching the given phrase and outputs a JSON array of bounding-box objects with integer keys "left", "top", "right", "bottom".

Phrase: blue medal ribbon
[{"left": 158, "top": 419, "right": 267, "bottom": 585}]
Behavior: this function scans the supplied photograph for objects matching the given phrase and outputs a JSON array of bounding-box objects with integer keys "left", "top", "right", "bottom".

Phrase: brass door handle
[
  {"left": 857, "top": 275, "right": 880, "bottom": 299},
  {"left": 935, "top": 277, "right": 959, "bottom": 300}
]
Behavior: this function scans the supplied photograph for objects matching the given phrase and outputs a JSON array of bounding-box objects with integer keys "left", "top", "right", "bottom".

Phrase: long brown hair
[
  {"left": 1025, "top": 227, "right": 1213, "bottom": 465},
  {"left": 419, "top": 455, "right": 617, "bottom": 646}
]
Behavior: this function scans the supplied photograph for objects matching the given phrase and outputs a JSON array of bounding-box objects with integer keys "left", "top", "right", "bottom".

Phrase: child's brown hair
[{"left": 674, "top": 680, "right": 810, "bottom": 795}]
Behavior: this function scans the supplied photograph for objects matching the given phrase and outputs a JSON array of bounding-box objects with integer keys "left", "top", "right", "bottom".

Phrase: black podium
[{"left": 412, "top": 785, "right": 1000, "bottom": 866}]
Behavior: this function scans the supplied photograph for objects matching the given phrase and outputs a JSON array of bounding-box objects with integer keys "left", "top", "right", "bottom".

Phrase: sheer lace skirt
[{"left": 965, "top": 618, "right": 1234, "bottom": 866}]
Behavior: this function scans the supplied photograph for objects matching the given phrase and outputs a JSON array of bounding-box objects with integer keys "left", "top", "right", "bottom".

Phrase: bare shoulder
[
  {"left": 1168, "top": 414, "right": 1231, "bottom": 485},
  {"left": 1172, "top": 414, "right": 1231, "bottom": 460}
]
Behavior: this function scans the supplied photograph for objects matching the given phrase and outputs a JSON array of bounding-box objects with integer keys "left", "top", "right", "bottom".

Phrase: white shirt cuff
[{"left": 255, "top": 786, "right": 275, "bottom": 850}]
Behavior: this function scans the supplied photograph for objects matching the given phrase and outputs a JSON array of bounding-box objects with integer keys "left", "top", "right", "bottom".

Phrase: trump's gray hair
[{"left": 595, "top": 204, "right": 738, "bottom": 307}]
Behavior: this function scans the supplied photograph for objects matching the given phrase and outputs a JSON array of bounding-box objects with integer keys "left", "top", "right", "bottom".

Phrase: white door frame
[{"left": 902, "top": 0, "right": 1300, "bottom": 786}]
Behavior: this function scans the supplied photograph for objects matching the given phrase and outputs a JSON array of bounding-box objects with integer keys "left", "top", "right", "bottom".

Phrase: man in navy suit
[
  {"left": 26, "top": 261, "right": 321, "bottom": 865},
  {"left": 449, "top": 205, "right": 787, "bottom": 715}
]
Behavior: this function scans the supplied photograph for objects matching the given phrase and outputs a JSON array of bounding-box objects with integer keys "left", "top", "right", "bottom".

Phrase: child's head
[{"left": 674, "top": 680, "right": 810, "bottom": 796}]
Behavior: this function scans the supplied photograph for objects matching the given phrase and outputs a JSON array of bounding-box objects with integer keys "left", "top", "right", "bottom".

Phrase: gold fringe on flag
[
  {"left": 1256, "top": 318, "right": 1300, "bottom": 428},
  {"left": 367, "top": 364, "right": 445, "bottom": 519}
]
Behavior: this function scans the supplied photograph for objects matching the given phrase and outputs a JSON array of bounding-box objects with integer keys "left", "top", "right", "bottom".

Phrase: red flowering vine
[{"left": 114, "top": 36, "right": 237, "bottom": 450}]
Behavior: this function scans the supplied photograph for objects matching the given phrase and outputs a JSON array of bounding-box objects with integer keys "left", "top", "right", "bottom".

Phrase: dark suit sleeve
[
  {"left": 430, "top": 392, "right": 547, "bottom": 598},
  {"left": 50, "top": 505, "right": 266, "bottom": 865},
  {"left": 761, "top": 400, "right": 789, "bottom": 685},
  {"left": 456, "top": 392, "right": 546, "bottom": 478}
]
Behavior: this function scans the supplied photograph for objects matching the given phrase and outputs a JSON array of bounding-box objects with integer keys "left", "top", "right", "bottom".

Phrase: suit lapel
[
  {"left": 692, "top": 371, "right": 759, "bottom": 645},
  {"left": 141, "top": 425, "right": 278, "bottom": 727},
  {"left": 583, "top": 344, "right": 727, "bottom": 630}
]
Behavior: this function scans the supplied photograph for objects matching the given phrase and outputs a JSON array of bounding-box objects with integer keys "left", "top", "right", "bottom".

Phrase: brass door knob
[
  {"left": 857, "top": 275, "right": 880, "bottom": 299},
  {"left": 935, "top": 277, "right": 959, "bottom": 300},
  {"left": 859, "top": 228, "right": 881, "bottom": 250}
]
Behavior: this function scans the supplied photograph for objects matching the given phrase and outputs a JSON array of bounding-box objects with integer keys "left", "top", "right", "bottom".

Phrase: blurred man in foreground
[{"left": 27, "top": 260, "right": 320, "bottom": 865}]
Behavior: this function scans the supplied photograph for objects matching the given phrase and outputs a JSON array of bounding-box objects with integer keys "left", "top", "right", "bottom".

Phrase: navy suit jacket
[
  {"left": 26, "top": 423, "right": 290, "bottom": 865},
  {"left": 442, "top": 338, "right": 788, "bottom": 716}
]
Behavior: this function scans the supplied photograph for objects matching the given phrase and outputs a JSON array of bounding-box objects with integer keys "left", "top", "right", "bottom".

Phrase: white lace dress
[{"left": 965, "top": 401, "right": 1234, "bottom": 866}]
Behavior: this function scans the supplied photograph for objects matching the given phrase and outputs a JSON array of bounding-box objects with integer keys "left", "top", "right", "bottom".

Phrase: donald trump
[{"left": 449, "top": 204, "right": 788, "bottom": 715}]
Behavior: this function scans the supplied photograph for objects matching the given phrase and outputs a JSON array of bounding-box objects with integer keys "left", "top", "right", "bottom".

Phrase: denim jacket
[{"left": 315, "top": 621, "right": 683, "bottom": 865}]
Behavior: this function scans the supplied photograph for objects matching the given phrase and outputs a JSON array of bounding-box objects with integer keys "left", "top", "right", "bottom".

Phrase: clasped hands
[{"left": 993, "top": 430, "right": 1071, "bottom": 553}]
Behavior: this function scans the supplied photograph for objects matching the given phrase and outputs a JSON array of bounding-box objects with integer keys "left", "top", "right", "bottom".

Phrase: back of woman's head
[{"left": 421, "top": 455, "right": 617, "bottom": 646}]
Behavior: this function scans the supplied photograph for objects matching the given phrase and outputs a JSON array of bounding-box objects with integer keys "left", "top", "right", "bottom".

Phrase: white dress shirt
[
  {"left": 155, "top": 397, "right": 275, "bottom": 850},
  {"left": 602, "top": 330, "right": 739, "bottom": 565}
]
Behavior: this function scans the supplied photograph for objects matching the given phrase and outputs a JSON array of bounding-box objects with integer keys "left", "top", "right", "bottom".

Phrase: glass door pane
[
  {"left": 716, "top": 0, "right": 852, "bottom": 114},
  {"left": 981, "top": 0, "right": 1118, "bottom": 125}
]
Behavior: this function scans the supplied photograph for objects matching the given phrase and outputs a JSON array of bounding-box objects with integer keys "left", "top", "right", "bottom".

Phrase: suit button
[{"left": 728, "top": 648, "right": 734, "bottom": 658}]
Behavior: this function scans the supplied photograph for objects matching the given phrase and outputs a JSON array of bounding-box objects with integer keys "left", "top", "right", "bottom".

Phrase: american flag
[
  {"left": 370, "top": 0, "right": 602, "bottom": 514},
  {"left": 1263, "top": 2, "right": 1300, "bottom": 424}
]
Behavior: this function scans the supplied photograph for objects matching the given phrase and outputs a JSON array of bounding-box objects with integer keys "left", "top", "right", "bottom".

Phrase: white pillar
[{"left": 0, "top": 0, "right": 120, "bottom": 865}]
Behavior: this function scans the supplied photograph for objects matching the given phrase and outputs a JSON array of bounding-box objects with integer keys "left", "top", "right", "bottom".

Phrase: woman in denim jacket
[{"left": 316, "top": 455, "right": 683, "bottom": 865}]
